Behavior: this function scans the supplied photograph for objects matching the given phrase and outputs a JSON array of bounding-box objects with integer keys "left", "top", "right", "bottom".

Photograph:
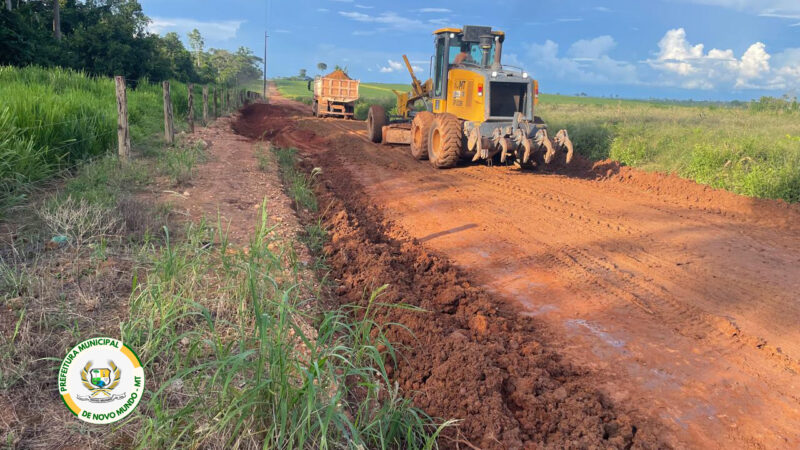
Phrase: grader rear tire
[
  {"left": 367, "top": 105, "right": 386, "bottom": 143},
  {"left": 427, "top": 113, "right": 462, "bottom": 169},
  {"left": 410, "top": 111, "right": 434, "bottom": 160}
]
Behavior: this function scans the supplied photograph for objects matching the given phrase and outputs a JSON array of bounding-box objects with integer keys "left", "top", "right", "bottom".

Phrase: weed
[
  {"left": 274, "top": 147, "right": 321, "bottom": 212},
  {"left": 160, "top": 140, "right": 205, "bottom": 186},
  {"left": 37, "top": 196, "right": 121, "bottom": 248},
  {"left": 255, "top": 143, "right": 271, "bottom": 171}
]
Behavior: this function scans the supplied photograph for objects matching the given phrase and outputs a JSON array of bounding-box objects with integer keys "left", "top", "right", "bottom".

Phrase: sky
[{"left": 141, "top": 0, "right": 800, "bottom": 100}]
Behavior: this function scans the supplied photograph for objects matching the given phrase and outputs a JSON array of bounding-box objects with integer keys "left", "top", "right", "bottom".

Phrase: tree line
[{"left": 0, "top": 0, "right": 262, "bottom": 86}]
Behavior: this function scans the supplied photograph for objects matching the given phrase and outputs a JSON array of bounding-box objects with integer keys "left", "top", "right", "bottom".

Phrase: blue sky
[{"left": 142, "top": 0, "right": 800, "bottom": 100}]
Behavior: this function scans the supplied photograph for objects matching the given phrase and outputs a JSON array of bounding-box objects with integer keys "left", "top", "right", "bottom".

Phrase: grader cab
[{"left": 366, "top": 25, "right": 573, "bottom": 169}]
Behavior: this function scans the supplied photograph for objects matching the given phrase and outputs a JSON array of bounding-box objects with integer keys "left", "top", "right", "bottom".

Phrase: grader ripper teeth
[{"left": 365, "top": 25, "right": 574, "bottom": 169}]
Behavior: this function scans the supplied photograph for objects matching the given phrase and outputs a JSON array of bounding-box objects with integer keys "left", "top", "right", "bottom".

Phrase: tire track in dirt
[{"left": 235, "top": 97, "right": 800, "bottom": 449}]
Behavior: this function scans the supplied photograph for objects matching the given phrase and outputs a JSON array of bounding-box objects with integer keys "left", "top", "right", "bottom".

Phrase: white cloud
[
  {"left": 272, "top": 29, "right": 290, "bottom": 34},
  {"left": 316, "top": 8, "right": 330, "bottom": 12},
  {"left": 149, "top": 17, "right": 244, "bottom": 41},
  {"left": 379, "top": 59, "right": 421, "bottom": 73},
  {"left": 592, "top": 6, "right": 612, "bottom": 12},
  {"left": 527, "top": 37, "right": 637, "bottom": 85},
  {"left": 417, "top": 8, "right": 451, "bottom": 13},
  {"left": 338, "top": 11, "right": 424, "bottom": 29},
  {"left": 354, "top": 4, "right": 373, "bottom": 9},
  {"left": 646, "top": 28, "right": 800, "bottom": 90},
  {"left": 568, "top": 36, "right": 617, "bottom": 59}
]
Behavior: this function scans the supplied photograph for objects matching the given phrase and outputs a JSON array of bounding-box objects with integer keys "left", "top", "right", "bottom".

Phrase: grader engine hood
[{"left": 443, "top": 68, "right": 532, "bottom": 123}]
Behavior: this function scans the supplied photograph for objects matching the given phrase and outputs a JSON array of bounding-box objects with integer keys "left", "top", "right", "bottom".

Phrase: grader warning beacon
[{"left": 366, "top": 25, "right": 573, "bottom": 169}]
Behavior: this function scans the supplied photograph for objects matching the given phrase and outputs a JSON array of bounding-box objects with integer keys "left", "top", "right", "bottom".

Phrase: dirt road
[{"left": 235, "top": 94, "right": 800, "bottom": 449}]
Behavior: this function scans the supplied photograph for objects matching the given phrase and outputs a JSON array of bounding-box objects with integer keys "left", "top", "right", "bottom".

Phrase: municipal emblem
[{"left": 58, "top": 337, "right": 145, "bottom": 424}]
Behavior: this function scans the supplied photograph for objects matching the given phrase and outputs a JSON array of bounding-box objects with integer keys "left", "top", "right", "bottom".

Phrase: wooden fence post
[
  {"left": 202, "top": 86, "right": 209, "bottom": 125},
  {"left": 213, "top": 87, "right": 218, "bottom": 118},
  {"left": 222, "top": 87, "right": 227, "bottom": 114},
  {"left": 187, "top": 83, "right": 194, "bottom": 133},
  {"left": 114, "top": 76, "right": 130, "bottom": 160},
  {"left": 163, "top": 81, "right": 174, "bottom": 144}
]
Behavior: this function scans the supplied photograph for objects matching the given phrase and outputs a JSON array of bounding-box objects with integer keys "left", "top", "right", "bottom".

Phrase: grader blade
[
  {"left": 534, "top": 129, "right": 556, "bottom": 164},
  {"left": 553, "top": 129, "right": 574, "bottom": 164},
  {"left": 522, "top": 138, "right": 533, "bottom": 164}
]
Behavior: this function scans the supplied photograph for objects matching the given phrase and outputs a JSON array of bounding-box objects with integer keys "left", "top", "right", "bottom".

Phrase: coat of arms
[{"left": 77, "top": 361, "right": 126, "bottom": 403}]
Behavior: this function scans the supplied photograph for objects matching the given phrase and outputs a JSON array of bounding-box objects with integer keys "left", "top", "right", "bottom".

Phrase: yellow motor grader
[{"left": 366, "top": 25, "right": 573, "bottom": 169}]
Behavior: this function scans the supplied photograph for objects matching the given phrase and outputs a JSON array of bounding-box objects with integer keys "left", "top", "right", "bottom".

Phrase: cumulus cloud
[
  {"left": 149, "top": 17, "right": 244, "bottom": 41},
  {"left": 645, "top": 28, "right": 797, "bottom": 89},
  {"left": 379, "top": 59, "right": 422, "bottom": 73},
  {"left": 527, "top": 36, "right": 637, "bottom": 85}
]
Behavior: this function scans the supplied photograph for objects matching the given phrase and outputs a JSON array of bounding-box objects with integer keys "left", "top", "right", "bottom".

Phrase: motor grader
[{"left": 366, "top": 25, "right": 573, "bottom": 169}]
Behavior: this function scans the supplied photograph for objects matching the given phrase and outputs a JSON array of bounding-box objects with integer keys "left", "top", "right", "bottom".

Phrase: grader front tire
[
  {"left": 367, "top": 105, "right": 386, "bottom": 143},
  {"left": 427, "top": 113, "right": 462, "bottom": 169},
  {"left": 410, "top": 111, "right": 434, "bottom": 160}
]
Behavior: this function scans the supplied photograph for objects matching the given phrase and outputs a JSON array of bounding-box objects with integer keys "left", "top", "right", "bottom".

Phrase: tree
[
  {"left": 298, "top": 68, "right": 307, "bottom": 79},
  {"left": 53, "top": 0, "right": 61, "bottom": 40},
  {"left": 317, "top": 62, "right": 327, "bottom": 72},
  {"left": 159, "top": 32, "right": 198, "bottom": 82},
  {"left": 333, "top": 64, "right": 348, "bottom": 74},
  {"left": 187, "top": 28, "right": 204, "bottom": 67}
]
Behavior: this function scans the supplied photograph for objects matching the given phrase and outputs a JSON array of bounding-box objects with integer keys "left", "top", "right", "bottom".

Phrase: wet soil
[{"left": 233, "top": 92, "right": 800, "bottom": 449}]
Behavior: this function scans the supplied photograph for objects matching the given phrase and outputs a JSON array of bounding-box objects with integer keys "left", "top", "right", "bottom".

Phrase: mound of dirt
[
  {"left": 309, "top": 158, "right": 664, "bottom": 449},
  {"left": 323, "top": 69, "right": 351, "bottom": 80}
]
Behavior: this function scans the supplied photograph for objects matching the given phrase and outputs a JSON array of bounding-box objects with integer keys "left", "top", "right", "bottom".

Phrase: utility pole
[
  {"left": 53, "top": 0, "right": 61, "bottom": 40},
  {"left": 262, "top": 30, "right": 269, "bottom": 99}
]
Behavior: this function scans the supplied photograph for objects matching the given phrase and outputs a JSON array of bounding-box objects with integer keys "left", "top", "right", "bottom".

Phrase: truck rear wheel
[
  {"left": 367, "top": 105, "right": 386, "bottom": 143},
  {"left": 427, "top": 113, "right": 461, "bottom": 169},
  {"left": 410, "top": 111, "right": 433, "bottom": 160}
]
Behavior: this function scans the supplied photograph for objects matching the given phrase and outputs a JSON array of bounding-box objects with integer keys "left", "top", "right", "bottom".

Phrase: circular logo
[{"left": 58, "top": 337, "right": 145, "bottom": 424}]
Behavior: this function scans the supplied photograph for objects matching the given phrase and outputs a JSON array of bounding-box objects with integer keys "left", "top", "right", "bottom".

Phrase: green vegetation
[
  {"left": 0, "top": 65, "right": 248, "bottom": 213},
  {"left": 0, "top": 0, "right": 262, "bottom": 86},
  {"left": 539, "top": 98, "right": 800, "bottom": 202},
  {"left": 274, "top": 147, "right": 321, "bottom": 212}
]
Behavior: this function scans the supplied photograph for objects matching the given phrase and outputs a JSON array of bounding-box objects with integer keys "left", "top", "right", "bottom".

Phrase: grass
[
  {"left": 0, "top": 66, "right": 246, "bottom": 213},
  {"left": 274, "top": 146, "right": 321, "bottom": 212},
  {"left": 273, "top": 76, "right": 800, "bottom": 203},
  {"left": 538, "top": 100, "right": 800, "bottom": 202},
  {"left": 125, "top": 205, "right": 450, "bottom": 448}
]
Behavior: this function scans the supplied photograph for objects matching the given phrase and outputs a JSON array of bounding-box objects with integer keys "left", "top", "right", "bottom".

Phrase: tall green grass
[
  {"left": 0, "top": 66, "right": 236, "bottom": 211},
  {"left": 539, "top": 101, "right": 800, "bottom": 202},
  {"left": 123, "top": 205, "right": 451, "bottom": 448}
]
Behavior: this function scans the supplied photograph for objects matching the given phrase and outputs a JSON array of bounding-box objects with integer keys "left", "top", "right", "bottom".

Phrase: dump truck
[
  {"left": 309, "top": 69, "right": 360, "bottom": 119},
  {"left": 366, "top": 25, "right": 573, "bottom": 169}
]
